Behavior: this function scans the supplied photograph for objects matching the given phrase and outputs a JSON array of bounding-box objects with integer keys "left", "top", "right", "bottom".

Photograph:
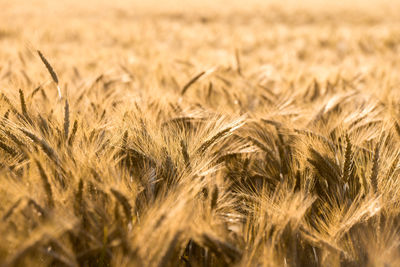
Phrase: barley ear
[
  {"left": 157, "top": 231, "right": 182, "bottom": 267},
  {"left": 74, "top": 179, "right": 84, "bottom": 215},
  {"left": 342, "top": 134, "right": 352, "bottom": 183},
  {"left": 210, "top": 185, "right": 219, "bottom": 211},
  {"left": 19, "top": 89, "right": 28, "bottom": 117},
  {"left": 0, "top": 141, "right": 18, "bottom": 157},
  {"left": 370, "top": 143, "right": 380, "bottom": 193},
  {"left": 64, "top": 99, "right": 70, "bottom": 139},
  {"left": 37, "top": 50, "right": 58, "bottom": 84},
  {"left": 2, "top": 198, "right": 22, "bottom": 221},
  {"left": 35, "top": 159, "right": 54, "bottom": 208},
  {"left": 235, "top": 48, "right": 242, "bottom": 76},
  {"left": 196, "top": 127, "right": 232, "bottom": 155},
  {"left": 111, "top": 188, "right": 132, "bottom": 223},
  {"left": 181, "top": 71, "right": 205, "bottom": 95},
  {"left": 395, "top": 121, "right": 400, "bottom": 139},
  {"left": 18, "top": 89, "right": 33, "bottom": 125},
  {"left": 180, "top": 140, "right": 190, "bottom": 168},
  {"left": 37, "top": 50, "right": 62, "bottom": 99},
  {"left": 68, "top": 120, "right": 78, "bottom": 146}
]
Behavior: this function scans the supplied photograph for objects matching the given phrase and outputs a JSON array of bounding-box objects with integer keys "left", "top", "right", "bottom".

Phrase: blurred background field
[{"left": 2, "top": 0, "right": 400, "bottom": 99}]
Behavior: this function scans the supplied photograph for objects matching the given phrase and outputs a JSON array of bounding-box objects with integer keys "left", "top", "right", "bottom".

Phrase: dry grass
[{"left": 1, "top": 0, "right": 400, "bottom": 266}]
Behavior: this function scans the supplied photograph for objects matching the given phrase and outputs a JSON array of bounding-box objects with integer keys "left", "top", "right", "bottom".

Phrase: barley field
[{"left": 1, "top": 0, "right": 400, "bottom": 266}]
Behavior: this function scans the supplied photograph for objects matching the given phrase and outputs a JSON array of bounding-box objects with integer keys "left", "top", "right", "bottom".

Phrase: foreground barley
[{"left": 0, "top": 0, "right": 400, "bottom": 266}]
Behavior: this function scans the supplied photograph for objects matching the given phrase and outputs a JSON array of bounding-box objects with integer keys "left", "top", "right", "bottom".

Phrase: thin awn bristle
[{"left": 386, "top": 153, "right": 400, "bottom": 181}]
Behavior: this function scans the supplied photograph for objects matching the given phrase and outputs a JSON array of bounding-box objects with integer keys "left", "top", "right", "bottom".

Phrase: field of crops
[{"left": 1, "top": 0, "right": 400, "bottom": 266}]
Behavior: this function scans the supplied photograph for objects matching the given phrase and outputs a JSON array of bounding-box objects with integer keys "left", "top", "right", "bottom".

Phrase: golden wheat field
[{"left": 2, "top": 0, "right": 400, "bottom": 266}]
